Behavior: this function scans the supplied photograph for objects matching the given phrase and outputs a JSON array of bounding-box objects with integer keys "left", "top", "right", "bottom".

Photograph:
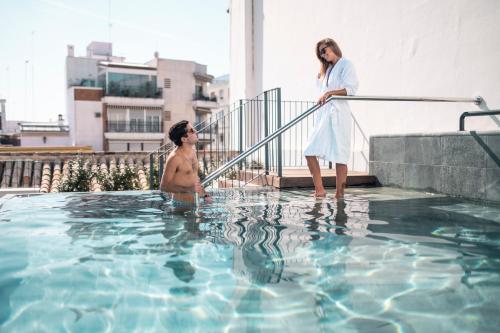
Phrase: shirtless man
[{"left": 160, "top": 120, "right": 205, "bottom": 204}]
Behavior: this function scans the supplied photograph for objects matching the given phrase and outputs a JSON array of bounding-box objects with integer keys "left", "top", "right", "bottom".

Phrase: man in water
[{"left": 160, "top": 120, "right": 208, "bottom": 205}]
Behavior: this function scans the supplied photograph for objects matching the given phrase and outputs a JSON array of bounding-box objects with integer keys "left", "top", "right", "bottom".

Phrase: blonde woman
[{"left": 304, "top": 38, "right": 359, "bottom": 199}]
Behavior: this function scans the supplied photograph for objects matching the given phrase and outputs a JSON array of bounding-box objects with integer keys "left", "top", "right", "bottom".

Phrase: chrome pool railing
[{"left": 459, "top": 109, "right": 500, "bottom": 131}]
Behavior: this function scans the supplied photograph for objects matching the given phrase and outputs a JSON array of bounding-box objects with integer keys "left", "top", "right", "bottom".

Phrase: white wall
[
  {"left": 74, "top": 100, "right": 103, "bottom": 150},
  {"left": 67, "top": 87, "right": 103, "bottom": 150},
  {"left": 21, "top": 134, "right": 70, "bottom": 147},
  {"left": 230, "top": 0, "right": 500, "bottom": 135},
  {"left": 229, "top": 0, "right": 256, "bottom": 102}
]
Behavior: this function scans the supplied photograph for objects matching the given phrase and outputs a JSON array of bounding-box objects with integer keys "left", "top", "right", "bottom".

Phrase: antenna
[
  {"left": 108, "top": 0, "right": 112, "bottom": 61},
  {"left": 31, "top": 30, "right": 35, "bottom": 121},
  {"left": 4, "top": 67, "right": 9, "bottom": 101},
  {"left": 24, "top": 60, "right": 29, "bottom": 121},
  {"left": 108, "top": 0, "right": 112, "bottom": 43}
]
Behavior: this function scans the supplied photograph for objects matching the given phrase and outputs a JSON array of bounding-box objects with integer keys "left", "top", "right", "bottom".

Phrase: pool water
[{"left": 0, "top": 188, "right": 499, "bottom": 332}]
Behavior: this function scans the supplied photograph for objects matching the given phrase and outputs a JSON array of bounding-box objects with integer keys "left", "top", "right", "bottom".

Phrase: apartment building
[{"left": 66, "top": 41, "right": 217, "bottom": 152}]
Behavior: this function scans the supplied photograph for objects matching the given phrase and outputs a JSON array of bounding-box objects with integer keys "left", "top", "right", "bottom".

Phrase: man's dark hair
[{"left": 169, "top": 120, "right": 189, "bottom": 146}]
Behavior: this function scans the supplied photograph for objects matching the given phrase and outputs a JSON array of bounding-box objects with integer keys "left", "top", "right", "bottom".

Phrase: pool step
[{"left": 218, "top": 168, "right": 379, "bottom": 189}]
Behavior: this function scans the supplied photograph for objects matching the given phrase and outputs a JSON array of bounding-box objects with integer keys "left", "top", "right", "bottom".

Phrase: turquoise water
[{"left": 0, "top": 188, "right": 499, "bottom": 332}]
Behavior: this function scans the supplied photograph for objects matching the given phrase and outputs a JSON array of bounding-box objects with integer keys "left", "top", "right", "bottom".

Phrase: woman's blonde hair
[{"left": 316, "top": 38, "right": 343, "bottom": 79}]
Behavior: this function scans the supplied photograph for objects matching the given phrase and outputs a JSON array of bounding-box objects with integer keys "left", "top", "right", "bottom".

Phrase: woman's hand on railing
[{"left": 317, "top": 92, "right": 331, "bottom": 105}]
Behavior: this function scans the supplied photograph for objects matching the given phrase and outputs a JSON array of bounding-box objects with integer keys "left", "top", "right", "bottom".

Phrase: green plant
[
  {"left": 224, "top": 168, "right": 238, "bottom": 180},
  {"left": 248, "top": 159, "right": 263, "bottom": 169},
  {"left": 97, "top": 165, "right": 140, "bottom": 191},
  {"left": 150, "top": 162, "right": 159, "bottom": 190},
  {"left": 58, "top": 158, "right": 141, "bottom": 192},
  {"left": 58, "top": 159, "right": 95, "bottom": 192}
]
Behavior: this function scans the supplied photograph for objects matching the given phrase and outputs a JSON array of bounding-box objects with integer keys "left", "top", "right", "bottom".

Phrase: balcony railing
[
  {"left": 193, "top": 94, "right": 217, "bottom": 102},
  {"left": 194, "top": 122, "right": 218, "bottom": 133},
  {"left": 106, "top": 121, "right": 163, "bottom": 133},
  {"left": 104, "top": 88, "right": 163, "bottom": 99}
]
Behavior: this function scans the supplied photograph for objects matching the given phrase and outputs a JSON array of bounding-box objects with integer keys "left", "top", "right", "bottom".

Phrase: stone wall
[{"left": 369, "top": 131, "right": 500, "bottom": 202}]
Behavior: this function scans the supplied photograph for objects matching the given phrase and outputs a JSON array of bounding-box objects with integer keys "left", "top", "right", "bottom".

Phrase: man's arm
[
  {"left": 192, "top": 151, "right": 204, "bottom": 196},
  {"left": 160, "top": 156, "right": 195, "bottom": 193}
]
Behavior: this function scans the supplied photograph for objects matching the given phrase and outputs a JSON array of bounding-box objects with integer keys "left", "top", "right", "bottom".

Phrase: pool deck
[
  {"left": 0, "top": 188, "right": 40, "bottom": 198},
  {"left": 219, "top": 168, "right": 378, "bottom": 188}
]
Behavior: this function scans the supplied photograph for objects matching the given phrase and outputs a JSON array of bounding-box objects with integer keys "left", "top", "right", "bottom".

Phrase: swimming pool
[{"left": 1, "top": 188, "right": 499, "bottom": 332}]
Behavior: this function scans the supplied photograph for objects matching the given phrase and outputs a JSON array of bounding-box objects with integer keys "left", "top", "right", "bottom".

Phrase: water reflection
[
  {"left": 55, "top": 190, "right": 500, "bottom": 331},
  {"left": 61, "top": 192, "right": 357, "bottom": 292},
  {"left": 2, "top": 189, "right": 500, "bottom": 331}
]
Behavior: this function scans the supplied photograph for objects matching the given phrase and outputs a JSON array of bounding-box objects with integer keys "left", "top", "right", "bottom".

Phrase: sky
[{"left": 0, "top": 0, "right": 230, "bottom": 122}]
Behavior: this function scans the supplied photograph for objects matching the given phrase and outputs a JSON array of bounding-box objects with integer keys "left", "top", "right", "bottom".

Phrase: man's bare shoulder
[{"left": 166, "top": 150, "right": 182, "bottom": 165}]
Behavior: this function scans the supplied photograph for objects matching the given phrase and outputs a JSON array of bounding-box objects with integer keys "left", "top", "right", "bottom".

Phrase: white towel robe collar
[{"left": 303, "top": 57, "right": 359, "bottom": 164}]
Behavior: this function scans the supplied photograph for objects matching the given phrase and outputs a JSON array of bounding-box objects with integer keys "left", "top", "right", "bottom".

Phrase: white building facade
[
  {"left": 229, "top": 0, "right": 500, "bottom": 137},
  {"left": 66, "top": 42, "right": 217, "bottom": 152},
  {"left": 19, "top": 119, "right": 71, "bottom": 147}
]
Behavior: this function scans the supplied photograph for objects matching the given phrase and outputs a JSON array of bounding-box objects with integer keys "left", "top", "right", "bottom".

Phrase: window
[
  {"left": 219, "top": 89, "right": 224, "bottom": 100},
  {"left": 164, "top": 78, "right": 171, "bottom": 88},
  {"left": 106, "top": 72, "right": 157, "bottom": 98},
  {"left": 146, "top": 115, "right": 160, "bottom": 132},
  {"left": 195, "top": 114, "right": 202, "bottom": 126},
  {"left": 194, "top": 85, "right": 203, "bottom": 98}
]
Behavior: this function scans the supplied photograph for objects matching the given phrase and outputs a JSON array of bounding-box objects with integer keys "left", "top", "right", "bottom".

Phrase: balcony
[
  {"left": 106, "top": 121, "right": 163, "bottom": 133},
  {"left": 192, "top": 94, "right": 218, "bottom": 112},
  {"left": 105, "top": 88, "right": 163, "bottom": 99}
]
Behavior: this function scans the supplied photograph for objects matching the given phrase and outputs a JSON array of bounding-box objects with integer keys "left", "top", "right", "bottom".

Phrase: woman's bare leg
[
  {"left": 306, "top": 156, "right": 326, "bottom": 197},
  {"left": 335, "top": 163, "right": 348, "bottom": 198}
]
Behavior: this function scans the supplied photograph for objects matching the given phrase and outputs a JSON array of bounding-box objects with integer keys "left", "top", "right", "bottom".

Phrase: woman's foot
[
  {"left": 313, "top": 190, "right": 327, "bottom": 198},
  {"left": 335, "top": 182, "right": 346, "bottom": 199}
]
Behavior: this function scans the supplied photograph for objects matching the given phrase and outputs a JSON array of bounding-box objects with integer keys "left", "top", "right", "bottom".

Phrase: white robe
[{"left": 303, "top": 57, "right": 359, "bottom": 164}]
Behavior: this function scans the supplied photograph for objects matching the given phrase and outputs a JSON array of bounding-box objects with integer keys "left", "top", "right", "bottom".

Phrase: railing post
[
  {"left": 238, "top": 99, "right": 243, "bottom": 169},
  {"left": 459, "top": 112, "right": 468, "bottom": 131},
  {"left": 158, "top": 155, "right": 164, "bottom": 189},
  {"left": 277, "top": 88, "right": 283, "bottom": 177},
  {"left": 264, "top": 91, "right": 270, "bottom": 175},
  {"left": 149, "top": 154, "right": 154, "bottom": 189}
]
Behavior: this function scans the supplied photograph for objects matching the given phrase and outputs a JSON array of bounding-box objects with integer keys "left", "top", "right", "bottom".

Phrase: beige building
[{"left": 66, "top": 41, "right": 217, "bottom": 152}]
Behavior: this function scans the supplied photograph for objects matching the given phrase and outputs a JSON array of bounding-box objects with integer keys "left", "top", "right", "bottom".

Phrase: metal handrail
[
  {"left": 201, "top": 94, "right": 482, "bottom": 187},
  {"left": 459, "top": 110, "right": 500, "bottom": 131},
  {"left": 312, "top": 95, "right": 482, "bottom": 104}
]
